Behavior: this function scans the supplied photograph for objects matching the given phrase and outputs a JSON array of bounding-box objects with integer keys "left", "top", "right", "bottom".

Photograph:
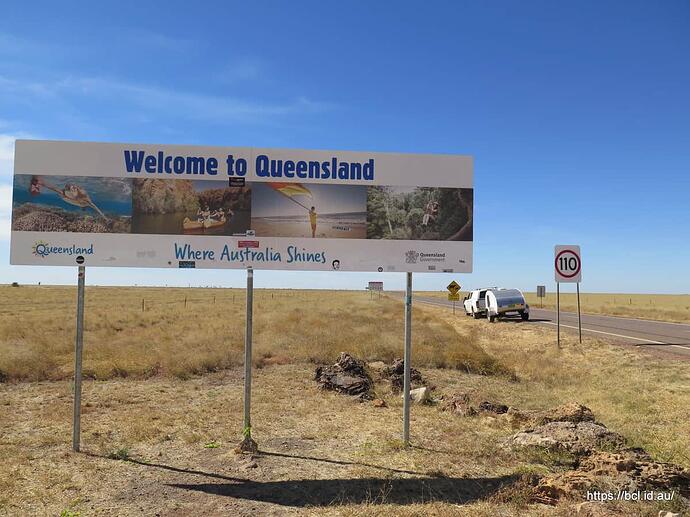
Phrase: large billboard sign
[{"left": 10, "top": 140, "right": 473, "bottom": 273}]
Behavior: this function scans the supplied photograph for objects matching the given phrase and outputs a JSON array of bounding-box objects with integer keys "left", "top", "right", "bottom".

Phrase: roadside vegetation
[
  {"left": 0, "top": 285, "right": 509, "bottom": 382},
  {"left": 1, "top": 286, "right": 688, "bottom": 515},
  {"left": 418, "top": 290, "right": 690, "bottom": 323}
]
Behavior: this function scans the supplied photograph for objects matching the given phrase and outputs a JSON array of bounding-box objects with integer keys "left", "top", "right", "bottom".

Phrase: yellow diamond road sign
[{"left": 447, "top": 280, "right": 461, "bottom": 294}]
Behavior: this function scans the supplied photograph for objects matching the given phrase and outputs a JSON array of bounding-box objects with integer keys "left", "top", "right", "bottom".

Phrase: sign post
[
  {"left": 557, "top": 283, "right": 560, "bottom": 348},
  {"left": 575, "top": 282, "right": 582, "bottom": 344},
  {"left": 447, "top": 280, "right": 461, "bottom": 315},
  {"left": 239, "top": 267, "right": 258, "bottom": 452},
  {"left": 402, "top": 272, "right": 412, "bottom": 446},
  {"left": 72, "top": 266, "right": 85, "bottom": 452},
  {"left": 368, "top": 282, "right": 383, "bottom": 300},
  {"left": 554, "top": 245, "right": 582, "bottom": 346}
]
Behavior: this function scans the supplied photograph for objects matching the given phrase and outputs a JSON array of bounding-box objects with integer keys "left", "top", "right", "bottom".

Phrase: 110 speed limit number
[{"left": 554, "top": 245, "right": 581, "bottom": 283}]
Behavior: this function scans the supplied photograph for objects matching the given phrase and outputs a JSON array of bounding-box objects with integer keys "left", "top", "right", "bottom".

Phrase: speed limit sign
[{"left": 554, "top": 245, "right": 582, "bottom": 283}]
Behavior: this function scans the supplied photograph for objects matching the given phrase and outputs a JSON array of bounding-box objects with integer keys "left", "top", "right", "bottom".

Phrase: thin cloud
[
  {"left": 0, "top": 184, "right": 12, "bottom": 241},
  {"left": 0, "top": 75, "right": 58, "bottom": 99},
  {"left": 1, "top": 132, "right": 37, "bottom": 241},
  {"left": 216, "top": 57, "right": 266, "bottom": 83},
  {"left": 1, "top": 132, "right": 37, "bottom": 181},
  {"left": 0, "top": 73, "right": 336, "bottom": 126},
  {"left": 58, "top": 76, "right": 335, "bottom": 122},
  {"left": 118, "top": 28, "right": 199, "bottom": 53}
]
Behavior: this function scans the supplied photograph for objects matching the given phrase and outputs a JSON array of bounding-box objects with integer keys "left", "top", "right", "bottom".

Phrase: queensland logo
[
  {"left": 32, "top": 241, "right": 49, "bottom": 257},
  {"left": 32, "top": 241, "right": 94, "bottom": 258},
  {"left": 405, "top": 250, "right": 419, "bottom": 264}
]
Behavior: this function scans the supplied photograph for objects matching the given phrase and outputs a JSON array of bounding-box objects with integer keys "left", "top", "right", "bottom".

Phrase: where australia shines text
[
  {"left": 124, "top": 151, "right": 375, "bottom": 181},
  {"left": 174, "top": 243, "right": 327, "bottom": 264}
]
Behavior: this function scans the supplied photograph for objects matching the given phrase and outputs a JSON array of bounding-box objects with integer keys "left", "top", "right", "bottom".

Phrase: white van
[
  {"left": 485, "top": 288, "right": 529, "bottom": 322},
  {"left": 463, "top": 288, "right": 495, "bottom": 318}
]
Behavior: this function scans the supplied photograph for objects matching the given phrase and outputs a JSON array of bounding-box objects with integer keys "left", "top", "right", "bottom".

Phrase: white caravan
[{"left": 485, "top": 288, "right": 530, "bottom": 322}]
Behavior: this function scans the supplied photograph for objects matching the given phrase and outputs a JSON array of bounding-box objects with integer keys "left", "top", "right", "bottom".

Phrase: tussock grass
[
  {"left": 524, "top": 292, "right": 690, "bottom": 323},
  {"left": 428, "top": 303, "right": 690, "bottom": 469},
  {"left": 417, "top": 290, "right": 690, "bottom": 323},
  {"left": 0, "top": 285, "right": 509, "bottom": 382},
  {"left": 1, "top": 290, "right": 688, "bottom": 515}
]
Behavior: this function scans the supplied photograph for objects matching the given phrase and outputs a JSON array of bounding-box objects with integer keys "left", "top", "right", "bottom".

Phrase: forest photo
[{"left": 367, "top": 187, "right": 473, "bottom": 241}]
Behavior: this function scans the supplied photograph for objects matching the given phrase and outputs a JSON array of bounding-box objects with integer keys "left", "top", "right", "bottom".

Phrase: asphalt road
[{"left": 413, "top": 295, "right": 690, "bottom": 360}]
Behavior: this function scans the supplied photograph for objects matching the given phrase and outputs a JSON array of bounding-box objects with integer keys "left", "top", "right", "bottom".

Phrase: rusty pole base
[{"left": 235, "top": 436, "right": 258, "bottom": 454}]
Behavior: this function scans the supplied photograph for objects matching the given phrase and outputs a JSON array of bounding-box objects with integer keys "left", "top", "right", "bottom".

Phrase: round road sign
[{"left": 555, "top": 248, "right": 581, "bottom": 280}]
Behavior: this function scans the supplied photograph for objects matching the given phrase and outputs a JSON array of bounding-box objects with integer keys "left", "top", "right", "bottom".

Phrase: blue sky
[{"left": 1, "top": 0, "right": 689, "bottom": 293}]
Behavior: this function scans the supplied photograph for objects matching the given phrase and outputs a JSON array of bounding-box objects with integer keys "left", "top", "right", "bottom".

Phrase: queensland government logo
[
  {"left": 405, "top": 250, "right": 419, "bottom": 264},
  {"left": 32, "top": 241, "right": 94, "bottom": 258}
]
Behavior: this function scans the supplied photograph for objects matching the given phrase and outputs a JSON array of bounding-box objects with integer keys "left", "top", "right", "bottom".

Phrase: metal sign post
[
  {"left": 554, "top": 245, "right": 583, "bottom": 349},
  {"left": 402, "top": 272, "right": 412, "bottom": 446},
  {"left": 556, "top": 282, "right": 560, "bottom": 349},
  {"left": 537, "top": 285, "right": 546, "bottom": 308},
  {"left": 72, "top": 266, "right": 85, "bottom": 452},
  {"left": 575, "top": 282, "right": 582, "bottom": 344},
  {"left": 239, "top": 266, "right": 258, "bottom": 452},
  {"left": 447, "top": 280, "right": 461, "bottom": 316}
]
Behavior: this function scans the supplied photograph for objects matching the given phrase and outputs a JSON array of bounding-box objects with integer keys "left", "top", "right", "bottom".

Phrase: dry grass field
[
  {"left": 1, "top": 285, "right": 689, "bottom": 516},
  {"left": 0, "top": 286, "right": 506, "bottom": 382},
  {"left": 418, "top": 291, "right": 690, "bottom": 323}
]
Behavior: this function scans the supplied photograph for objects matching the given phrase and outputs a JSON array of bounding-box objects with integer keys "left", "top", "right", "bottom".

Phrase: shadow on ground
[{"left": 168, "top": 474, "right": 519, "bottom": 507}]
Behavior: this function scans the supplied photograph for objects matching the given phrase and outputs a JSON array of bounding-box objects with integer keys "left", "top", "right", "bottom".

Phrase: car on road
[
  {"left": 486, "top": 288, "right": 529, "bottom": 322},
  {"left": 463, "top": 288, "right": 495, "bottom": 318}
]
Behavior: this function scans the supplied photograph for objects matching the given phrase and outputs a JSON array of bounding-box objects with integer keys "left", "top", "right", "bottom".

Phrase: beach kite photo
[{"left": 251, "top": 182, "right": 367, "bottom": 239}]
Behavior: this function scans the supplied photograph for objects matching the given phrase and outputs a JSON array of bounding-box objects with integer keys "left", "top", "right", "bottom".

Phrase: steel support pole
[
  {"left": 72, "top": 266, "right": 85, "bottom": 452},
  {"left": 402, "top": 272, "right": 412, "bottom": 445},
  {"left": 556, "top": 282, "right": 560, "bottom": 349},
  {"left": 243, "top": 267, "right": 254, "bottom": 437},
  {"left": 575, "top": 282, "right": 582, "bottom": 343}
]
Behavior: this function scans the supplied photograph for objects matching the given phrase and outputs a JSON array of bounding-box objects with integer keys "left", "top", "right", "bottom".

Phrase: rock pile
[
  {"left": 501, "top": 402, "right": 690, "bottom": 506},
  {"left": 441, "top": 392, "right": 508, "bottom": 417},
  {"left": 509, "top": 421, "right": 626, "bottom": 456},
  {"left": 442, "top": 395, "right": 690, "bottom": 506},
  {"left": 532, "top": 449, "right": 690, "bottom": 505},
  {"left": 314, "top": 353, "right": 375, "bottom": 400},
  {"left": 380, "top": 358, "right": 425, "bottom": 392}
]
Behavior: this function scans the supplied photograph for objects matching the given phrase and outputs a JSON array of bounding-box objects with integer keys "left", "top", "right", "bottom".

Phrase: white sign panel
[
  {"left": 554, "top": 245, "right": 582, "bottom": 283},
  {"left": 10, "top": 140, "right": 473, "bottom": 273}
]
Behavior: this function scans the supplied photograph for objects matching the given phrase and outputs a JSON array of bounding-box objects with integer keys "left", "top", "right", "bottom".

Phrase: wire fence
[{"left": 0, "top": 288, "right": 376, "bottom": 317}]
